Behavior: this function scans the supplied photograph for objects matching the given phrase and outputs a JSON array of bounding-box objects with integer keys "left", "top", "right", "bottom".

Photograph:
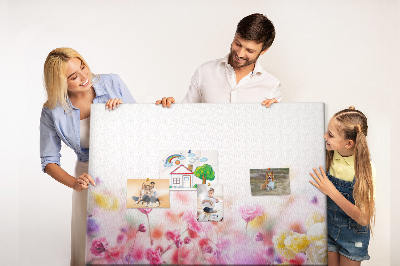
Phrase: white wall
[{"left": 1, "top": 0, "right": 398, "bottom": 265}]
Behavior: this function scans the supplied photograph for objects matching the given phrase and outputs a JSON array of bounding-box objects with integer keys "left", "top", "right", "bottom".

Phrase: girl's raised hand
[
  {"left": 74, "top": 173, "right": 96, "bottom": 192},
  {"left": 309, "top": 166, "right": 337, "bottom": 197},
  {"left": 106, "top": 98, "right": 123, "bottom": 110}
]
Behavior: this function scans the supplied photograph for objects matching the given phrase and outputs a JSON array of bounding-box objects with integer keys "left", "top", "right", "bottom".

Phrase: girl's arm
[{"left": 310, "top": 166, "right": 368, "bottom": 226}]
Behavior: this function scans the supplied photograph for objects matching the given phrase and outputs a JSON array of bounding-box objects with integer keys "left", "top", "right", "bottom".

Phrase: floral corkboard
[{"left": 86, "top": 103, "right": 327, "bottom": 265}]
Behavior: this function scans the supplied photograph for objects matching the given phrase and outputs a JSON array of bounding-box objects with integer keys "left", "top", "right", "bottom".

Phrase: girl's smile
[{"left": 324, "top": 118, "right": 354, "bottom": 157}]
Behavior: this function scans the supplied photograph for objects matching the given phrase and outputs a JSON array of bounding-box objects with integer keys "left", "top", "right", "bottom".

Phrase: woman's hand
[
  {"left": 309, "top": 166, "right": 338, "bottom": 197},
  {"left": 156, "top": 97, "right": 175, "bottom": 108},
  {"left": 106, "top": 98, "right": 123, "bottom": 110},
  {"left": 74, "top": 173, "right": 96, "bottom": 191}
]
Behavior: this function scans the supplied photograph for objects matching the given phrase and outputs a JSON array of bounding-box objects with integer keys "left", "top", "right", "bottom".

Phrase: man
[
  {"left": 149, "top": 181, "right": 161, "bottom": 207},
  {"left": 156, "top": 13, "right": 281, "bottom": 107}
]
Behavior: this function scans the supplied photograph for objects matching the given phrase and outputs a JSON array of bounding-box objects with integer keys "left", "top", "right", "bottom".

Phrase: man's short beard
[{"left": 228, "top": 50, "right": 261, "bottom": 68}]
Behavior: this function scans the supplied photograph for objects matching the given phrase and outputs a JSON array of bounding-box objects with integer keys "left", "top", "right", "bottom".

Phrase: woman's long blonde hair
[
  {"left": 43, "top": 47, "right": 93, "bottom": 111},
  {"left": 326, "top": 106, "right": 375, "bottom": 230}
]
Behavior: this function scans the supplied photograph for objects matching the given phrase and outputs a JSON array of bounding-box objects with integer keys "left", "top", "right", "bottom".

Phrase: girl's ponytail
[
  {"left": 353, "top": 125, "right": 375, "bottom": 230},
  {"left": 332, "top": 107, "right": 375, "bottom": 231}
]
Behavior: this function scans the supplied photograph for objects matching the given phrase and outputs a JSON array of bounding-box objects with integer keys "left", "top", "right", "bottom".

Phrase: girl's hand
[
  {"left": 106, "top": 98, "right": 123, "bottom": 110},
  {"left": 74, "top": 173, "right": 96, "bottom": 191},
  {"left": 309, "top": 166, "right": 338, "bottom": 197}
]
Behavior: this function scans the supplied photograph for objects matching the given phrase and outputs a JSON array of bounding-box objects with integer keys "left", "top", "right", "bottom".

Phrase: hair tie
[
  {"left": 355, "top": 124, "right": 362, "bottom": 133},
  {"left": 349, "top": 106, "right": 355, "bottom": 110}
]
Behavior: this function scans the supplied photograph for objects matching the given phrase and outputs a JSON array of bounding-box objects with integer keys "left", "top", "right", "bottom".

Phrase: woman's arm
[
  {"left": 40, "top": 107, "right": 95, "bottom": 191},
  {"left": 45, "top": 163, "right": 95, "bottom": 191},
  {"left": 310, "top": 166, "right": 368, "bottom": 226}
]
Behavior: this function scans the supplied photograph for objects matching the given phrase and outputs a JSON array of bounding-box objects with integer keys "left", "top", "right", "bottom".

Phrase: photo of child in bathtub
[
  {"left": 127, "top": 179, "right": 170, "bottom": 208},
  {"left": 197, "top": 184, "right": 223, "bottom": 222}
]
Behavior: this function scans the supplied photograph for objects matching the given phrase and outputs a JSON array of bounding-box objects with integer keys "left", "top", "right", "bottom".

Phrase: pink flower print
[
  {"left": 104, "top": 246, "right": 124, "bottom": 264},
  {"left": 165, "top": 230, "right": 180, "bottom": 241},
  {"left": 175, "top": 238, "right": 183, "bottom": 249},
  {"left": 131, "top": 245, "right": 144, "bottom": 261},
  {"left": 138, "top": 223, "right": 146, "bottom": 232},
  {"left": 204, "top": 245, "right": 213, "bottom": 253},
  {"left": 238, "top": 205, "right": 264, "bottom": 223},
  {"left": 255, "top": 232, "right": 264, "bottom": 242},
  {"left": 265, "top": 246, "right": 275, "bottom": 258},
  {"left": 90, "top": 237, "right": 108, "bottom": 256},
  {"left": 139, "top": 208, "right": 153, "bottom": 215},
  {"left": 182, "top": 211, "right": 203, "bottom": 232},
  {"left": 216, "top": 238, "right": 230, "bottom": 250},
  {"left": 198, "top": 238, "right": 210, "bottom": 248},
  {"left": 289, "top": 252, "right": 307, "bottom": 265},
  {"left": 188, "top": 229, "right": 199, "bottom": 238},
  {"left": 86, "top": 218, "right": 100, "bottom": 237},
  {"left": 184, "top": 237, "right": 191, "bottom": 244},
  {"left": 239, "top": 205, "right": 264, "bottom": 233},
  {"left": 145, "top": 248, "right": 165, "bottom": 265},
  {"left": 213, "top": 249, "right": 222, "bottom": 259},
  {"left": 117, "top": 234, "right": 126, "bottom": 244},
  {"left": 124, "top": 254, "right": 135, "bottom": 264},
  {"left": 311, "top": 196, "right": 318, "bottom": 204},
  {"left": 172, "top": 247, "right": 187, "bottom": 264},
  {"left": 139, "top": 208, "right": 153, "bottom": 245}
]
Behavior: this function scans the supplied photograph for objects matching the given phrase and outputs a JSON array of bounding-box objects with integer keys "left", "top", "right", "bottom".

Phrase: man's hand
[
  {"left": 261, "top": 98, "right": 278, "bottom": 108},
  {"left": 155, "top": 97, "right": 175, "bottom": 108}
]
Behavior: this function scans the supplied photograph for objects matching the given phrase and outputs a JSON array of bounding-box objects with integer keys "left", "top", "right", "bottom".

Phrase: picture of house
[
  {"left": 170, "top": 165, "right": 194, "bottom": 188},
  {"left": 160, "top": 150, "right": 218, "bottom": 190}
]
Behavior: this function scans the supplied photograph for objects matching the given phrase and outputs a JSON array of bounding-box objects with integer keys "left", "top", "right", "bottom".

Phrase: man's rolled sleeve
[
  {"left": 269, "top": 82, "right": 283, "bottom": 102},
  {"left": 40, "top": 107, "right": 62, "bottom": 173},
  {"left": 182, "top": 68, "right": 202, "bottom": 103}
]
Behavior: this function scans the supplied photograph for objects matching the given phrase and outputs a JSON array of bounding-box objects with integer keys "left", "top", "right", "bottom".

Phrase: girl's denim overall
[{"left": 327, "top": 172, "right": 370, "bottom": 261}]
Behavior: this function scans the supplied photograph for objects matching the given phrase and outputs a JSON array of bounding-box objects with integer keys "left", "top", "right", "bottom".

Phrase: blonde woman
[{"left": 40, "top": 47, "right": 136, "bottom": 265}]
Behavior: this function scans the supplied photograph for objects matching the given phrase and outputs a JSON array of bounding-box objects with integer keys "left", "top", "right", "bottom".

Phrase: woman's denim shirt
[{"left": 40, "top": 74, "right": 136, "bottom": 172}]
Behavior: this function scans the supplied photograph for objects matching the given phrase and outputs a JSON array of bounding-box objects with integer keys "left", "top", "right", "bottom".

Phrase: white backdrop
[{"left": 1, "top": 0, "right": 399, "bottom": 265}]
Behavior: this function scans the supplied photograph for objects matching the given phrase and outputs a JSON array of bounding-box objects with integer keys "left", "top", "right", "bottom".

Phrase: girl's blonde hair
[
  {"left": 43, "top": 47, "right": 94, "bottom": 111},
  {"left": 327, "top": 106, "right": 375, "bottom": 230}
]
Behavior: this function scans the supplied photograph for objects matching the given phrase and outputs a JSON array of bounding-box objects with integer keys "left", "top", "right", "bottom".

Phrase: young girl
[{"left": 310, "top": 106, "right": 376, "bottom": 266}]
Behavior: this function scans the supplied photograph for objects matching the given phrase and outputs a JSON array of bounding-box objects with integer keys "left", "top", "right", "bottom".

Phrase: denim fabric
[
  {"left": 142, "top": 195, "right": 150, "bottom": 203},
  {"left": 203, "top": 207, "right": 215, "bottom": 213},
  {"left": 40, "top": 74, "right": 136, "bottom": 172},
  {"left": 327, "top": 172, "right": 370, "bottom": 261}
]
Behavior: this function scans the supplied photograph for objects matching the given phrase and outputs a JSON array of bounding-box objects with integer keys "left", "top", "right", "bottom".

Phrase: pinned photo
[
  {"left": 197, "top": 184, "right": 223, "bottom": 222},
  {"left": 127, "top": 179, "right": 170, "bottom": 208},
  {"left": 250, "top": 168, "right": 290, "bottom": 196},
  {"left": 159, "top": 150, "right": 218, "bottom": 190}
]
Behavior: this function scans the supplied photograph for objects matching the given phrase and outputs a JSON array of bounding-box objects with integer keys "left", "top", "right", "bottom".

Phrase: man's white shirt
[{"left": 182, "top": 54, "right": 282, "bottom": 103}]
